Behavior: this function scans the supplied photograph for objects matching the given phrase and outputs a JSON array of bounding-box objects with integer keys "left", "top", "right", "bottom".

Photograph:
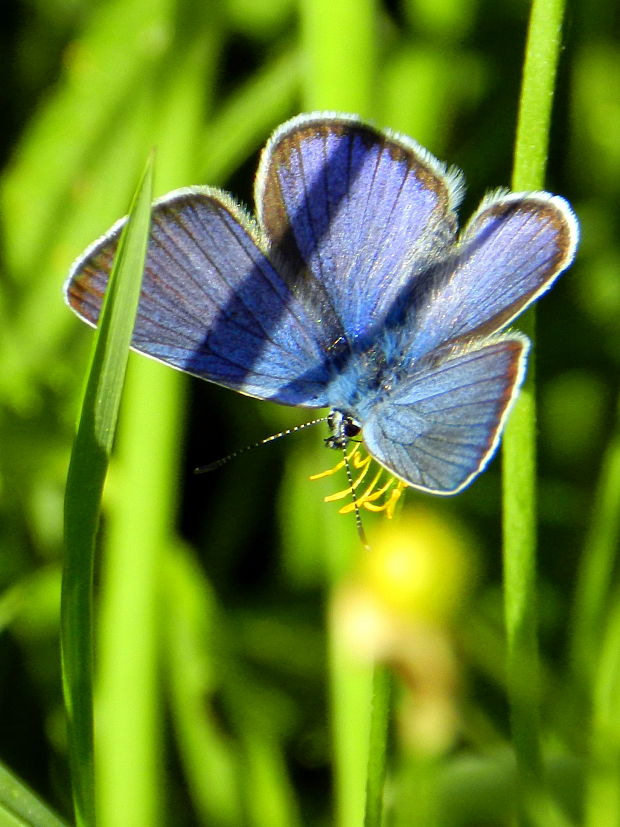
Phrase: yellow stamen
[
  {"left": 336, "top": 467, "right": 381, "bottom": 511},
  {"left": 365, "top": 480, "right": 407, "bottom": 518},
  {"left": 308, "top": 443, "right": 361, "bottom": 480},
  {"left": 310, "top": 446, "right": 407, "bottom": 518}
]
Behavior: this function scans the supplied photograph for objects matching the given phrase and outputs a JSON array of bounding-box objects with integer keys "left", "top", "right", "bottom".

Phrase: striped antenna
[
  {"left": 194, "top": 416, "right": 329, "bottom": 473},
  {"left": 340, "top": 445, "right": 371, "bottom": 551}
]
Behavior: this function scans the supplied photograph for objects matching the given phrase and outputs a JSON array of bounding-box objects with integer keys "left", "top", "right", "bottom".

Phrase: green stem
[
  {"left": 511, "top": 0, "right": 567, "bottom": 193},
  {"left": 502, "top": 0, "right": 567, "bottom": 823},
  {"left": 364, "top": 665, "right": 392, "bottom": 827}
]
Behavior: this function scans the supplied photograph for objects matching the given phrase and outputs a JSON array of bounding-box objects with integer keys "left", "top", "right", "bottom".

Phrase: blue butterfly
[{"left": 65, "top": 113, "right": 578, "bottom": 495}]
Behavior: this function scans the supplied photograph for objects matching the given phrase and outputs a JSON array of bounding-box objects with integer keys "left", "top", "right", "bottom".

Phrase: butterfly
[{"left": 65, "top": 112, "right": 578, "bottom": 496}]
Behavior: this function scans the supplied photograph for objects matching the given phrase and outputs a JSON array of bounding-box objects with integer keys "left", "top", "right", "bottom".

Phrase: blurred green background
[{"left": 1, "top": 0, "right": 619, "bottom": 824}]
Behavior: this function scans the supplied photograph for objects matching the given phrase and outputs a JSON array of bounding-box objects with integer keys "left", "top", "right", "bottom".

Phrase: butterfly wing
[
  {"left": 361, "top": 337, "right": 528, "bottom": 493},
  {"left": 256, "top": 113, "right": 463, "bottom": 341},
  {"left": 405, "top": 192, "right": 578, "bottom": 360},
  {"left": 65, "top": 187, "right": 344, "bottom": 407}
]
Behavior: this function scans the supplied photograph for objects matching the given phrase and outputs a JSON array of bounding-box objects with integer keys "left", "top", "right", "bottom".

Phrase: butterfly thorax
[{"left": 324, "top": 330, "right": 408, "bottom": 417}]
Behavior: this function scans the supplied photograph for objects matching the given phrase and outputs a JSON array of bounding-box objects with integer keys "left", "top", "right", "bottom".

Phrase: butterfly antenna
[
  {"left": 194, "top": 416, "right": 329, "bottom": 473},
  {"left": 341, "top": 446, "right": 371, "bottom": 551}
]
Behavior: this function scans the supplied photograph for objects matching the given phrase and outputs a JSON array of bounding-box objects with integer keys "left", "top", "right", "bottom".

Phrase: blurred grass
[{"left": 1, "top": 0, "right": 618, "bottom": 825}]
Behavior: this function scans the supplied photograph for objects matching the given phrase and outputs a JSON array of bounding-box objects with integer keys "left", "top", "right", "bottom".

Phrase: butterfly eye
[
  {"left": 325, "top": 410, "right": 362, "bottom": 450},
  {"left": 343, "top": 418, "right": 361, "bottom": 439}
]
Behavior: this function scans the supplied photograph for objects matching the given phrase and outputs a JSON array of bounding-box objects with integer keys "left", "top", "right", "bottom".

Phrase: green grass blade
[
  {"left": 62, "top": 156, "right": 154, "bottom": 827},
  {"left": 570, "top": 394, "right": 620, "bottom": 688},
  {"left": 585, "top": 581, "right": 620, "bottom": 826},
  {"left": 0, "top": 762, "right": 69, "bottom": 827},
  {"left": 502, "top": 0, "right": 568, "bottom": 823},
  {"left": 576, "top": 395, "right": 620, "bottom": 825}
]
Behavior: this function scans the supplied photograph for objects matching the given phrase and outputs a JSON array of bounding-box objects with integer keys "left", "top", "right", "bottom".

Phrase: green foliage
[{"left": 1, "top": 0, "right": 618, "bottom": 824}]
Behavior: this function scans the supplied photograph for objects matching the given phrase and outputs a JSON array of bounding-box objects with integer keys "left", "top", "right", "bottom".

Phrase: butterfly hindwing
[{"left": 361, "top": 337, "right": 528, "bottom": 493}]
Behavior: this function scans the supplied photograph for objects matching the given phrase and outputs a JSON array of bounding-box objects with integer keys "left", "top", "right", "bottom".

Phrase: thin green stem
[
  {"left": 502, "top": 0, "right": 567, "bottom": 823},
  {"left": 364, "top": 665, "right": 392, "bottom": 827},
  {"left": 511, "top": 0, "right": 567, "bottom": 193},
  {"left": 327, "top": 610, "right": 375, "bottom": 827}
]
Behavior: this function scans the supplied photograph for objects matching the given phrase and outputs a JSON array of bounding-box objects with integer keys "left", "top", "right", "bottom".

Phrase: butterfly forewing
[
  {"left": 405, "top": 193, "right": 578, "bottom": 360},
  {"left": 256, "top": 114, "right": 463, "bottom": 341},
  {"left": 66, "top": 188, "right": 342, "bottom": 406}
]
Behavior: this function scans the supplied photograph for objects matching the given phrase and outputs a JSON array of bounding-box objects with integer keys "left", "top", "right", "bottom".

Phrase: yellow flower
[{"left": 360, "top": 508, "right": 474, "bottom": 623}]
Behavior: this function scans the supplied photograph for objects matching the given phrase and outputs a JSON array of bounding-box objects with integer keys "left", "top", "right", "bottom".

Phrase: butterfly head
[{"left": 325, "top": 410, "right": 362, "bottom": 450}]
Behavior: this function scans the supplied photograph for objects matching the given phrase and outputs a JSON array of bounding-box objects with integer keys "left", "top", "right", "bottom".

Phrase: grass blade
[
  {"left": 0, "top": 761, "right": 69, "bottom": 827},
  {"left": 61, "top": 156, "right": 154, "bottom": 826},
  {"left": 570, "top": 394, "right": 620, "bottom": 688},
  {"left": 585, "top": 581, "right": 620, "bottom": 826}
]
